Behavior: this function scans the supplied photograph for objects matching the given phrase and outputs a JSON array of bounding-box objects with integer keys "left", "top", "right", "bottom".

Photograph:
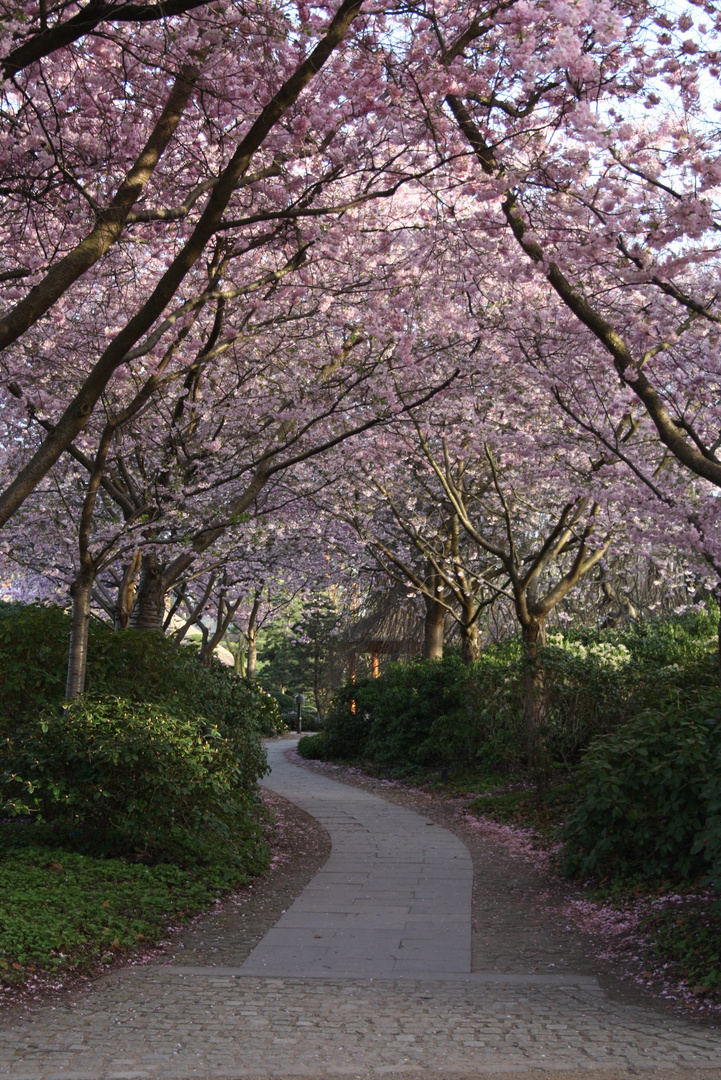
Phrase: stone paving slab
[{"left": 237, "top": 742, "right": 473, "bottom": 979}]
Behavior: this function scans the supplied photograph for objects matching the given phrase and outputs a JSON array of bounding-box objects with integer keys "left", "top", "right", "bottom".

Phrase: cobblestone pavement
[
  {"left": 1, "top": 738, "right": 720, "bottom": 1080},
  {"left": 2, "top": 970, "right": 721, "bottom": 1079}
]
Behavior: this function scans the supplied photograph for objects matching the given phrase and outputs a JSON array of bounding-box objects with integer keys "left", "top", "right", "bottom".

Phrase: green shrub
[
  {"left": 694, "top": 743, "right": 721, "bottom": 891},
  {"left": 586, "top": 605, "right": 718, "bottom": 671},
  {"left": 319, "top": 646, "right": 630, "bottom": 773},
  {"left": 297, "top": 733, "right": 327, "bottom": 759},
  {"left": 0, "top": 696, "right": 269, "bottom": 867},
  {"left": 0, "top": 604, "right": 69, "bottom": 725},
  {"left": 317, "top": 608, "right": 719, "bottom": 779},
  {"left": 358, "top": 656, "right": 469, "bottom": 767},
  {"left": 563, "top": 687, "right": 721, "bottom": 881},
  {"left": 0, "top": 602, "right": 284, "bottom": 737},
  {"left": 319, "top": 683, "right": 373, "bottom": 759}
]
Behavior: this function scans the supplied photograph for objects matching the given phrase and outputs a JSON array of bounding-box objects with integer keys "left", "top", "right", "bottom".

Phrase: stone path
[
  {"left": 1, "top": 737, "right": 721, "bottom": 1080},
  {"left": 236, "top": 739, "right": 474, "bottom": 979}
]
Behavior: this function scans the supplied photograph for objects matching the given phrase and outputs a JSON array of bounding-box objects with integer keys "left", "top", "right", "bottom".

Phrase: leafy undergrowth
[
  {"left": 466, "top": 783, "right": 577, "bottom": 844},
  {"left": 318, "top": 755, "right": 523, "bottom": 799},
  {"left": 0, "top": 843, "right": 251, "bottom": 998},
  {"left": 639, "top": 895, "right": 721, "bottom": 998}
]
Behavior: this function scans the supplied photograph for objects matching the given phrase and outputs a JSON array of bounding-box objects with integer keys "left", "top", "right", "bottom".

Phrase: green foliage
[
  {"left": 318, "top": 607, "right": 719, "bottom": 779},
  {"left": 1, "top": 696, "right": 270, "bottom": 866},
  {"left": 640, "top": 900, "right": 721, "bottom": 996},
  {"left": 467, "top": 783, "right": 576, "bottom": 842},
  {"left": 0, "top": 603, "right": 283, "bottom": 868},
  {"left": 693, "top": 744, "right": 721, "bottom": 891},
  {"left": 317, "top": 645, "right": 635, "bottom": 772},
  {"left": 318, "top": 682, "right": 373, "bottom": 759},
  {"left": 0, "top": 602, "right": 284, "bottom": 738},
  {"left": 563, "top": 687, "right": 721, "bottom": 882},
  {"left": 297, "top": 733, "right": 327, "bottom": 759},
  {"left": 571, "top": 605, "right": 718, "bottom": 672},
  {"left": 0, "top": 603, "right": 282, "bottom": 995},
  {"left": 0, "top": 841, "right": 253, "bottom": 985},
  {"left": 313, "top": 657, "right": 483, "bottom": 767},
  {"left": 257, "top": 592, "right": 345, "bottom": 717},
  {"left": 0, "top": 603, "right": 69, "bottom": 724},
  {"left": 358, "top": 655, "right": 472, "bottom": 767}
]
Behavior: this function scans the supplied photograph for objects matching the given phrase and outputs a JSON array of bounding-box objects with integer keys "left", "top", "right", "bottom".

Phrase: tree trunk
[
  {"left": 114, "top": 549, "right": 141, "bottom": 630},
  {"left": 234, "top": 643, "right": 245, "bottom": 676},
  {"left": 521, "top": 617, "right": 549, "bottom": 787},
  {"left": 459, "top": 600, "right": 480, "bottom": 663},
  {"left": 313, "top": 644, "right": 325, "bottom": 723},
  {"left": 130, "top": 552, "right": 166, "bottom": 631},
  {"left": 717, "top": 586, "right": 721, "bottom": 684},
  {"left": 247, "top": 625, "right": 257, "bottom": 681},
  {"left": 66, "top": 570, "right": 94, "bottom": 699},
  {"left": 245, "top": 590, "right": 261, "bottom": 680},
  {"left": 423, "top": 593, "right": 445, "bottom": 659}
]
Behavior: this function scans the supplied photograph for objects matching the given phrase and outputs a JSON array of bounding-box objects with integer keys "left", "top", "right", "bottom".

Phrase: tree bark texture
[
  {"left": 423, "top": 591, "right": 445, "bottom": 660},
  {"left": 717, "top": 585, "right": 721, "bottom": 684},
  {"left": 247, "top": 625, "right": 258, "bottom": 681},
  {"left": 66, "top": 572, "right": 93, "bottom": 699},
  {"left": 130, "top": 552, "right": 166, "bottom": 631},
  {"left": 460, "top": 598, "right": 480, "bottom": 663},
  {"left": 114, "top": 550, "right": 142, "bottom": 630}
]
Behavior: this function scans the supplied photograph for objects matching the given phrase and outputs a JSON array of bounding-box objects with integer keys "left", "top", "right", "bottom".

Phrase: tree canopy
[{"left": 0, "top": 0, "right": 718, "bottom": 702}]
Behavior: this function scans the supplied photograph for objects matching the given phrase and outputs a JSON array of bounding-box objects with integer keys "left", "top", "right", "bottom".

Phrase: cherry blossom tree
[
  {"left": 407, "top": 0, "right": 721, "bottom": 488},
  {"left": 2, "top": 0, "right": 719, "bottom": 708},
  {"left": 1, "top": 0, "right": 451, "bottom": 525}
]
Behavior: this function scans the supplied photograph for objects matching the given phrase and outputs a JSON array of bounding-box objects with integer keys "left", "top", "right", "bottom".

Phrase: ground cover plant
[
  {"left": 639, "top": 898, "right": 721, "bottom": 999},
  {"left": 0, "top": 835, "right": 258, "bottom": 991},
  {"left": 466, "top": 785, "right": 577, "bottom": 845}
]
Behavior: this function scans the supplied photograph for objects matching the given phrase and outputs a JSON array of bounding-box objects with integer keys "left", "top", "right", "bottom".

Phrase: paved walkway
[
  {"left": 238, "top": 740, "right": 473, "bottom": 979},
  {"left": 1, "top": 737, "right": 721, "bottom": 1079}
]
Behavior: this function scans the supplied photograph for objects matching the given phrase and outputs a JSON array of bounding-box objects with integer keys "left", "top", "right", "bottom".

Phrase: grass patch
[{"left": 0, "top": 837, "right": 256, "bottom": 987}]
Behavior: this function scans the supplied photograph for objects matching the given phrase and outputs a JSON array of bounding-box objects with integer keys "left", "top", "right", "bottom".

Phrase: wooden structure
[{"left": 342, "top": 590, "right": 422, "bottom": 681}]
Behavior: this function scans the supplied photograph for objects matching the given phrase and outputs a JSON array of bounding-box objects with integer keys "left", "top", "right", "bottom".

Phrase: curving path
[
  {"left": 2, "top": 736, "right": 721, "bottom": 1080},
  {"left": 239, "top": 739, "right": 473, "bottom": 978}
]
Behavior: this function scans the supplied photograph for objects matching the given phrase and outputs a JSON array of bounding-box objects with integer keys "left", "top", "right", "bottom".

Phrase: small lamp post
[{"left": 295, "top": 693, "right": 305, "bottom": 734}]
